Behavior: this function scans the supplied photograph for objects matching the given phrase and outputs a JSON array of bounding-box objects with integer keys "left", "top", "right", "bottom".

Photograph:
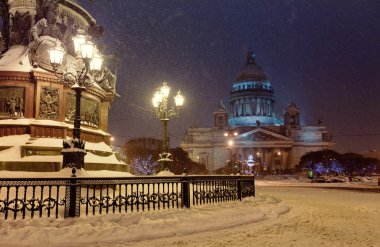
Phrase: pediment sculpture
[{"left": 247, "top": 131, "right": 284, "bottom": 142}]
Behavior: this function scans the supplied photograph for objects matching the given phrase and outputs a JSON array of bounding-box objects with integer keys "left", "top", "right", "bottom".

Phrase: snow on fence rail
[{"left": 0, "top": 175, "right": 255, "bottom": 220}]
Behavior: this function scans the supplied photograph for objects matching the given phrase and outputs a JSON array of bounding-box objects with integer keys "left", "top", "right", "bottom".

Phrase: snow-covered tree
[{"left": 130, "top": 155, "right": 160, "bottom": 175}]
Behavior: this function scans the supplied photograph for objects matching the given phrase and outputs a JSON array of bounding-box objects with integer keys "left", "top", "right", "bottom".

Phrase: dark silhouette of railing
[{"left": 0, "top": 175, "right": 255, "bottom": 220}]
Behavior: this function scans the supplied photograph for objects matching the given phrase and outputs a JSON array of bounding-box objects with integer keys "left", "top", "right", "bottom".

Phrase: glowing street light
[
  {"left": 49, "top": 34, "right": 103, "bottom": 170},
  {"left": 152, "top": 81, "right": 184, "bottom": 171}
]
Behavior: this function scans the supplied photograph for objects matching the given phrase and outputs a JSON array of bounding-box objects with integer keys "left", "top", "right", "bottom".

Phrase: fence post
[
  {"left": 237, "top": 176, "right": 242, "bottom": 201},
  {"left": 181, "top": 173, "right": 191, "bottom": 208},
  {"left": 64, "top": 167, "right": 81, "bottom": 218}
]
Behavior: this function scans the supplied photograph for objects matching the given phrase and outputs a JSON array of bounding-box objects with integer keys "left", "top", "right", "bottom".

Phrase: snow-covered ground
[
  {"left": 0, "top": 134, "right": 124, "bottom": 165},
  {"left": 256, "top": 174, "right": 380, "bottom": 190},
  {"left": 0, "top": 175, "right": 379, "bottom": 247}
]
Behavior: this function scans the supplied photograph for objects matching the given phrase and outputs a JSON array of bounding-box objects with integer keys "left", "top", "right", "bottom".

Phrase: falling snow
[{"left": 78, "top": 0, "right": 380, "bottom": 152}]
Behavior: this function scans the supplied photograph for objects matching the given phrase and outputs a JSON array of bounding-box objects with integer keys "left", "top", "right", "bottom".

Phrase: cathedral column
[
  {"left": 256, "top": 98, "right": 261, "bottom": 115},
  {"left": 268, "top": 148, "right": 274, "bottom": 171},
  {"left": 283, "top": 149, "right": 290, "bottom": 172},
  {"left": 245, "top": 98, "right": 251, "bottom": 116},
  {"left": 264, "top": 148, "right": 270, "bottom": 166},
  {"left": 263, "top": 99, "right": 267, "bottom": 116},
  {"left": 251, "top": 98, "right": 256, "bottom": 116},
  {"left": 238, "top": 100, "right": 243, "bottom": 116},
  {"left": 278, "top": 149, "right": 283, "bottom": 173}
]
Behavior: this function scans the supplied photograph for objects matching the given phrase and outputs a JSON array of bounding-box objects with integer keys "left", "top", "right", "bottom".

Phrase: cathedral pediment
[{"left": 236, "top": 128, "right": 291, "bottom": 142}]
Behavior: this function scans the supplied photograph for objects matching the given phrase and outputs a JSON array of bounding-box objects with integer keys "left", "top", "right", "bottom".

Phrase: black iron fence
[{"left": 0, "top": 175, "right": 255, "bottom": 220}]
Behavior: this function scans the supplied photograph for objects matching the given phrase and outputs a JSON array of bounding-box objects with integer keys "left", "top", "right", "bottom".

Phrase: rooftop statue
[
  {"left": 95, "top": 68, "right": 117, "bottom": 94},
  {"left": 30, "top": 8, "right": 63, "bottom": 43},
  {"left": 28, "top": 1, "right": 67, "bottom": 71}
]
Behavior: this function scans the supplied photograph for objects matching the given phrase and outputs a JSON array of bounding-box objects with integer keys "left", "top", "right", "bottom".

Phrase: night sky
[{"left": 78, "top": 0, "right": 380, "bottom": 153}]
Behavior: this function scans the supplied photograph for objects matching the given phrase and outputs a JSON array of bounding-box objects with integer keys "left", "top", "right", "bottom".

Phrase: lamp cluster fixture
[
  {"left": 224, "top": 131, "right": 238, "bottom": 148},
  {"left": 224, "top": 131, "right": 238, "bottom": 137},
  {"left": 152, "top": 81, "right": 184, "bottom": 116},
  {"left": 48, "top": 31, "right": 105, "bottom": 170},
  {"left": 152, "top": 81, "right": 184, "bottom": 171},
  {"left": 49, "top": 33, "right": 103, "bottom": 85}
]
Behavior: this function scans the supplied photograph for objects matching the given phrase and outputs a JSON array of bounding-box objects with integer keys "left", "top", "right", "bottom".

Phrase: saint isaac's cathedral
[{"left": 181, "top": 51, "right": 334, "bottom": 173}]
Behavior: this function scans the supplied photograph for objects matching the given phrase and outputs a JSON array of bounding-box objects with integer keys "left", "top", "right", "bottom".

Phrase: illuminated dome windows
[{"left": 232, "top": 81, "right": 273, "bottom": 92}]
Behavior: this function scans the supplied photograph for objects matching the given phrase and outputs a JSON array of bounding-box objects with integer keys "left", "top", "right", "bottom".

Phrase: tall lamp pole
[
  {"left": 49, "top": 33, "right": 103, "bottom": 170},
  {"left": 152, "top": 81, "right": 184, "bottom": 171},
  {"left": 227, "top": 139, "right": 234, "bottom": 174}
]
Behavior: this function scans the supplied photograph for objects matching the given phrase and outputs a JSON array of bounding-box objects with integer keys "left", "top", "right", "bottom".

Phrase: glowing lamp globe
[
  {"left": 174, "top": 90, "right": 184, "bottom": 107},
  {"left": 228, "top": 140, "right": 234, "bottom": 147},
  {"left": 160, "top": 82, "right": 170, "bottom": 98},
  {"left": 72, "top": 34, "right": 86, "bottom": 54},
  {"left": 80, "top": 41, "right": 94, "bottom": 59},
  {"left": 152, "top": 91, "right": 163, "bottom": 107},
  {"left": 90, "top": 54, "right": 103, "bottom": 71},
  {"left": 49, "top": 46, "right": 64, "bottom": 67}
]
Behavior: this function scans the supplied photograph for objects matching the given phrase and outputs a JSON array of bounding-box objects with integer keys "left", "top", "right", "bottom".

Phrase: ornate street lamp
[
  {"left": 152, "top": 81, "right": 184, "bottom": 171},
  {"left": 49, "top": 34, "right": 103, "bottom": 170}
]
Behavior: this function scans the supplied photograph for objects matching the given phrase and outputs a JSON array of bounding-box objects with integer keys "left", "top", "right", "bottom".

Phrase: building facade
[
  {"left": 0, "top": 0, "right": 126, "bottom": 171},
  {"left": 181, "top": 51, "right": 334, "bottom": 173}
]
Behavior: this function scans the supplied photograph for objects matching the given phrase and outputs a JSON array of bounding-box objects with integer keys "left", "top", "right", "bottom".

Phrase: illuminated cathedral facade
[{"left": 181, "top": 51, "right": 334, "bottom": 173}]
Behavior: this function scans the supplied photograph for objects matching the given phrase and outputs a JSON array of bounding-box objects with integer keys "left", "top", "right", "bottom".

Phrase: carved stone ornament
[
  {"left": 29, "top": 36, "right": 67, "bottom": 71},
  {"left": 94, "top": 68, "right": 117, "bottom": 93},
  {"left": 10, "top": 11, "right": 32, "bottom": 46},
  {"left": 0, "top": 87, "right": 24, "bottom": 117},
  {"left": 29, "top": 36, "right": 66, "bottom": 71},
  {"left": 65, "top": 94, "right": 99, "bottom": 128},
  {"left": 0, "top": 0, "right": 10, "bottom": 52},
  {"left": 250, "top": 132, "right": 282, "bottom": 142},
  {"left": 39, "top": 87, "right": 59, "bottom": 119}
]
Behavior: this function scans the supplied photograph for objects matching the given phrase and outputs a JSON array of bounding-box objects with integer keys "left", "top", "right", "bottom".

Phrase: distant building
[
  {"left": 0, "top": 0, "right": 127, "bottom": 172},
  {"left": 181, "top": 51, "right": 334, "bottom": 173}
]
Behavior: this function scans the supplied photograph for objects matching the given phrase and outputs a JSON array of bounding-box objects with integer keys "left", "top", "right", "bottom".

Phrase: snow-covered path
[
  {"left": 1, "top": 186, "right": 379, "bottom": 247},
  {"left": 121, "top": 187, "right": 380, "bottom": 247}
]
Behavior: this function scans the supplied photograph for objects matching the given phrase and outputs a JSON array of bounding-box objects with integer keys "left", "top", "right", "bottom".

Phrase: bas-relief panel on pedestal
[
  {"left": 39, "top": 87, "right": 59, "bottom": 119},
  {"left": 65, "top": 94, "right": 99, "bottom": 128},
  {"left": 0, "top": 86, "right": 24, "bottom": 117}
]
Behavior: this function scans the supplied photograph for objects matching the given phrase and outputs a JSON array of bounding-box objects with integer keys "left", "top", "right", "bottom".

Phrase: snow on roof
[
  {"left": 85, "top": 152, "right": 123, "bottom": 164},
  {"left": 0, "top": 118, "right": 111, "bottom": 136},
  {"left": 24, "top": 137, "right": 64, "bottom": 148},
  {"left": 0, "top": 134, "right": 30, "bottom": 146},
  {"left": 0, "top": 134, "right": 113, "bottom": 152},
  {"left": 0, "top": 133, "right": 121, "bottom": 166},
  {"left": 30, "top": 119, "right": 67, "bottom": 127},
  {"left": 0, "top": 118, "right": 33, "bottom": 125},
  {"left": 79, "top": 124, "right": 110, "bottom": 136},
  {"left": 0, "top": 45, "right": 33, "bottom": 72},
  {"left": 0, "top": 146, "right": 22, "bottom": 161},
  {"left": 0, "top": 168, "right": 132, "bottom": 178},
  {"left": 23, "top": 137, "right": 112, "bottom": 152},
  {"left": 85, "top": 141, "right": 113, "bottom": 152},
  {"left": 0, "top": 147, "right": 124, "bottom": 165}
]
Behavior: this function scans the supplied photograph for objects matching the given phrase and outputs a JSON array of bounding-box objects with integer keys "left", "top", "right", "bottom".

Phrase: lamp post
[
  {"left": 49, "top": 34, "right": 103, "bottom": 170},
  {"left": 227, "top": 139, "right": 234, "bottom": 174},
  {"left": 152, "top": 81, "right": 184, "bottom": 171}
]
